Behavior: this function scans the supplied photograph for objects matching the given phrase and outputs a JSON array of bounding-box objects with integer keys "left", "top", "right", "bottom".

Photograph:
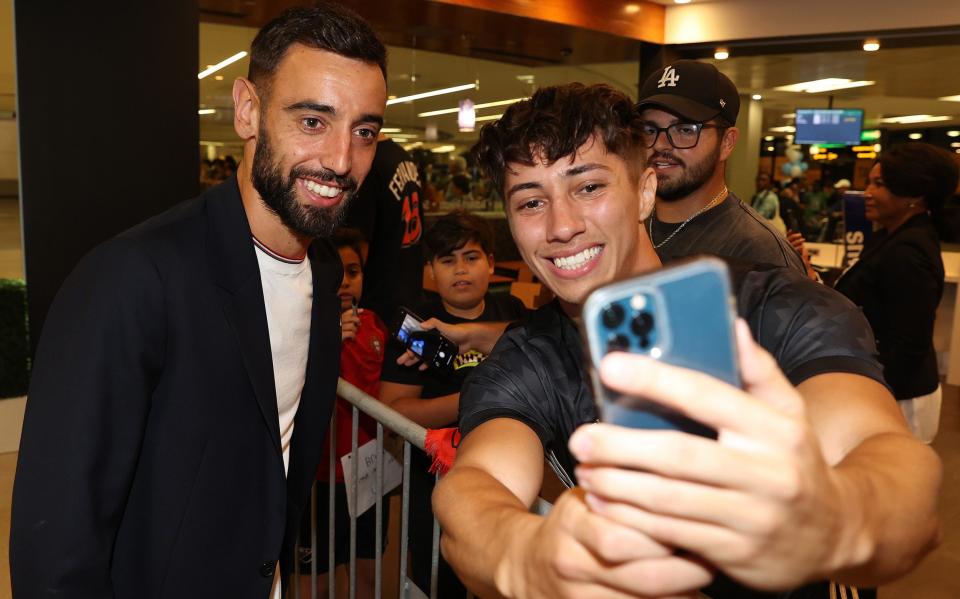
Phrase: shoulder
[
  {"left": 735, "top": 265, "right": 885, "bottom": 386},
  {"left": 484, "top": 292, "right": 529, "bottom": 321}
]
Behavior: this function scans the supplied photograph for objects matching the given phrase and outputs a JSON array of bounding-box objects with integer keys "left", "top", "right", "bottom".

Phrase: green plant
[{"left": 0, "top": 278, "right": 30, "bottom": 398}]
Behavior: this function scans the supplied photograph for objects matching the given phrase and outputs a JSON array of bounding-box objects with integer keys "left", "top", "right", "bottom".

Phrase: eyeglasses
[{"left": 639, "top": 122, "right": 724, "bottom": 149}]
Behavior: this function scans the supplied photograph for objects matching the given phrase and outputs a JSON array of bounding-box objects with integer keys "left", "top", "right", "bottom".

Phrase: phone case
[{"left": 581, "top": 257, "right": 740, "bottom": 437}]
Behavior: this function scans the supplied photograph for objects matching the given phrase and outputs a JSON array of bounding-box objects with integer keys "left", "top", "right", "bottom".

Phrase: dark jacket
[
  {"left": 11, "top": 178, "right": 342, "bottom": 598},
  {"left": 834, "top": 213, "right": 944, "bottom": 399}
]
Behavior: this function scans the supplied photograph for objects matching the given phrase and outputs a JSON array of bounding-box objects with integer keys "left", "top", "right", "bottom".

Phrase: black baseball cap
[{"left": 636, "top": 60, "right": 740, "bottom": 125}]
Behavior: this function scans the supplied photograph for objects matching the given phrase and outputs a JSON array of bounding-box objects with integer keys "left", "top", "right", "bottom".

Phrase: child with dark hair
[
  {"left": 380, "top": 210, "right": 526, "bottom": 597},
  {"left": 299, "top": 227, "right": 388, "bottom": 599}
]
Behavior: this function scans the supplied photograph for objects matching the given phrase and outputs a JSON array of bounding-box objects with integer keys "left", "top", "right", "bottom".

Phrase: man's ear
[
  {"left": 233, "top": 77, "right": 261, "bottom": 141},
  {"left": 487, "top": 253, "right": 495, "bottom": 274},
  {"left": 638, "top": 166, "right": 657, "bottom": 221},
  {"left": 719, "top": 126, "right": 739, "bottom": 162},
  {"left": 426, "top": 262, "right": 435, "bottom": 279}
]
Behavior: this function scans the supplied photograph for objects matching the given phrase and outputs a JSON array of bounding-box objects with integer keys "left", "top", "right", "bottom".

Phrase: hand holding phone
[
  {"left": 582, "top": 257, "right": 740, "bottom": 437},
  {"left": 392, "top": 307, "right": 459, "bottom": 370}
]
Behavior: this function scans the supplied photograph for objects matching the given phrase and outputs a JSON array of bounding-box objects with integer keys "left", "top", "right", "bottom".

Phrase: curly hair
[
  {"left": 473, "top": 83, "right": 644, "bottom": 196},
  {"left": 878, "top": 143, "right": 959, "bottom": 215}
]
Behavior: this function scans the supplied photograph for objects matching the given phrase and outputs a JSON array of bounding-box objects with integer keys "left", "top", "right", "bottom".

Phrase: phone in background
[
  {"left": 581, "top": 257, "right": 740, "bottom": 437},
  {"left": 391, "top": 306, "right": 459, "bottom": 370}
]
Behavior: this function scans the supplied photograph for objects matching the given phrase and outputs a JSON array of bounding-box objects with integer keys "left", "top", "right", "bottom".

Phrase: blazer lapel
[{"left": 205, "top": 177, "right": 282, "bottom": 459}]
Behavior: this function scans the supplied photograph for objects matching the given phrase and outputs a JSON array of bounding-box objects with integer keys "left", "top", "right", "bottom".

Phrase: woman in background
[{"left": 834, "top": 142, "right": 959, "bottom": 443}]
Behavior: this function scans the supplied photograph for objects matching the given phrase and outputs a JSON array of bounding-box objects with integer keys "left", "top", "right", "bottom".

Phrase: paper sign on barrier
[{"left": 341, "top": 439, "right": 403, "bottom": 518}]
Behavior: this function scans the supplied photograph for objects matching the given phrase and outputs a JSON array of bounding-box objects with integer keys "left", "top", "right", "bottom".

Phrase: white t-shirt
[{"left": 253, "top": 238, "right": 313, "bottom": 599}]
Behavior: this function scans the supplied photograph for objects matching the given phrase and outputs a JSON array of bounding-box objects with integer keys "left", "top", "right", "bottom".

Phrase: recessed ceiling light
[
  {"left": 939, "top": 95, "right": 960, "bottom": 102},
  {"left": 947, "top": 130, "right": 960, "bottom": 137},
  {"left": 675, "top": 0, "right": 692, "bottom": 4},
  {"left": 766, "top": 146, "right": 775, "bottom": 151},
  {"left": 198, "top": 51, "right": 248, "bottom": 80},
  {"left": 714, "top": 48, "right": 729, "bottom": 60},
  {"left": 770, "top": 126, "right": 796, "bottom": 133},
  {"left": 908, "top": 133, "right": 923, "bottom": 140},
  {"left": 430, "top": 145, "right": 457, "bottom": 154},
  {"left": 950, "top": 142, "right": 960, "bottom": 148},
  {"left": 417, "top": 97, "right": 527, "bottom": 117},
  {"left": 387, "top": 83, "right": 477, "bottom": 106},
  {"left": 214, "top": 75, "right": 224, "bottom": 81},
  {"left": 752, "top": 94, "right": 763, "bottom": 101},
  {"left": 198, "top": 108, "right": 216, "bottom": 115},
  {"left": 863, "top": 39, "right": 880, "bottom": 52},
  {"left": 624, "top": 4, "right": 641, "bottom": 14},
  {"left": 774, "top": 78, "right": 875, "bottom": 93},
  {"left": 879, "top": 115, "right": 950, "bottom": 124},
  {"left": 381, "top": 128, "right": 403, "bottom": 133},
  {"left": 764, "top": 136, "right": 774, "bottom": 141}
]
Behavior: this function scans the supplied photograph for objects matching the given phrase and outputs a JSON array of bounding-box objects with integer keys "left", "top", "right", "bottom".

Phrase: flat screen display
[{"left": 794, "top": 109, "right": 864, "bottom": 145}]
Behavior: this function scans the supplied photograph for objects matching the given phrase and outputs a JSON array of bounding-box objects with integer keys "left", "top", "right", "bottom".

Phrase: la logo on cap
[{"left": 658, "top": 65, "right": 680, "bottom": 88}]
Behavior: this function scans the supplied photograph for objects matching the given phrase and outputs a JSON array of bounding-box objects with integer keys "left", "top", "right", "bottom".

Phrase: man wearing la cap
[{"left": 638, "top": 60, "right": 806, "bottom": 273}]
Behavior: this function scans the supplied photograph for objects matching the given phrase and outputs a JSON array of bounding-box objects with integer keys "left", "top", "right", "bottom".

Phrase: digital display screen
[
  {"left": 795, "top": 109, "right": 864, "bottom": 145},
  {"left": 396, "top": 313, "right": 424, "bottom": 356}
]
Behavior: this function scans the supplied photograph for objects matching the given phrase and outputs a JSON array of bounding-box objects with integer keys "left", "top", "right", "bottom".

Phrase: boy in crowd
[
  {"left": 300, "top": 228, "right": 388, "bottom": 599},
  {"left": 380, "top": 210, "right": 526, "bottom": 596}
]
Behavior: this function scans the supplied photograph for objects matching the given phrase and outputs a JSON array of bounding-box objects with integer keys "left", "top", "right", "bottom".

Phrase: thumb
[{"left": 735, "top": 319, "right": 803, "bottom": 417}]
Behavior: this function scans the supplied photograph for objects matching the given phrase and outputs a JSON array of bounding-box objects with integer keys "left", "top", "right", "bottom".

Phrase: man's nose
[{"left": 546, "top": 196, "right": 585, "bottom": 243}]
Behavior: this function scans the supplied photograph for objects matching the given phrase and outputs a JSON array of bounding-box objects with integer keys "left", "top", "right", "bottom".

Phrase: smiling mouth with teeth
[
  {"left": 551, "top": 246, "right": 603, "bottom": 271},
  {"left": 302, "top": 178, "right": 342, "bottom": 199}
]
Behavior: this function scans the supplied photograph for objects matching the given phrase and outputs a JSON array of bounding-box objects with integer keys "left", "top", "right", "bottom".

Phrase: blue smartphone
[{"left": 581, "top": 257, "right": 740, "bottom": 437}]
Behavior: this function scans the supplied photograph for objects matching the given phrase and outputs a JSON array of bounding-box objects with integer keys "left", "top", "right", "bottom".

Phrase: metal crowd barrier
[{"left": 292, "top": 378, "right": 474, "bottom": 599}]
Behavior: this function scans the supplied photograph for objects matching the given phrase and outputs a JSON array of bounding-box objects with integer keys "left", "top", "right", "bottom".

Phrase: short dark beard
[
  {"left": 648, "top": 140, "right": 722, "bottom": 202},
  {"left": 251, "top": 126, "right": 358, "bottom": 238}
]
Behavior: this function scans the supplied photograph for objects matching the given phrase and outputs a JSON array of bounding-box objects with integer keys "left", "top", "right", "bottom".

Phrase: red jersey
[{"left": 317, "top": 309, "right": 387, "bottom": 482}]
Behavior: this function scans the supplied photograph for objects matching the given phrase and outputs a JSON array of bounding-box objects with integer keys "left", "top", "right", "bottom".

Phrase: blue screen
[{"left": 794, "top": 109, "right": 863, "bottom": 145}]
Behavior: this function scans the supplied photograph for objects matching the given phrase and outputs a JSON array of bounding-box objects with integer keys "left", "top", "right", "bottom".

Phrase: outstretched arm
[
  {"left": 434, "top": 418, "right": 711, "bottom": 598},
  {"left": 570, "top": 320, "right": 941, "bottom": 591}
]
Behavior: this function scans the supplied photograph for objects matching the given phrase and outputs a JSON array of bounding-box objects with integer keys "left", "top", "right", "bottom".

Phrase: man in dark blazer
[{"left": 10, "top": 4, "right": 388, "bottom": 598}]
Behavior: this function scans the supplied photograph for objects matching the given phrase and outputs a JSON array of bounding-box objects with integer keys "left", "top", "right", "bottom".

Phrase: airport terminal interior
[{"left": 3, "top": 0, "right": 960, "bottom": 596}]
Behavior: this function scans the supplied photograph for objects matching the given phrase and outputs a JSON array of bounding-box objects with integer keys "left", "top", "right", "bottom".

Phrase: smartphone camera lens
[
  {"left": 601, "top": 304, "right": 625, "bottom": 329},
  {"left": 631, "top": 311, "right": 654, "bottom": 337},
  {"left": 607, "top": 333, "right": 630, "bottom": 353}
]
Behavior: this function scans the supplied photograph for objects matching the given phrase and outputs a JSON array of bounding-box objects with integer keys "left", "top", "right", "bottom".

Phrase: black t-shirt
[
  {"left": 381, "top": 292, "right": 528, "bottom": 422},
  {"left": 345, "top": 138, "right": 425, "bottom": 319},
  {"left": 648, "top": 192, "right": 806, "bottom": 274},
  {"left": 460, "top": 263, "right": 884, "bottom": 477},
  {"left": 457, "top": 264, "right": 885, "bottom": 598}
]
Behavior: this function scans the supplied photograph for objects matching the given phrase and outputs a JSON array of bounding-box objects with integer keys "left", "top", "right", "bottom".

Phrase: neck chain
[{"left": 649, "top": 186, "right": 728, "bottom": 250}]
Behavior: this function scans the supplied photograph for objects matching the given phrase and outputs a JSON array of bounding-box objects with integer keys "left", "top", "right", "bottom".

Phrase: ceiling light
[
  {"left": 951, "top": 142, "right": 960, "bottom": 148},
  {"left": 766, "top": 146, "right": 775, "bottom": 152},
  {"left": 764, "top": 136, "right": 774, "bottom": 141},
  {"left": 624, "top": 4, "right": 641, "bottom": 14},
  {"left": 752, "top": 94, "right": 763, "bottom": 101},
  {"left": 387, "top": 83, "right": 477, "bottom": 106},
  {"left": 381, "top": 128, "right": 403, "bottom": 133},
  {"left": 214, "top": 75, "right": 224, "bottom": 81},
  {"left": 908, "top": 133, "right": 923, "bottom": 140},
  {"left": 417, "top": 97, "right": 527, "bottom": 118},
  {"left": 198, "top": 51, "right": 248, "bottom": 80},
  {"left": 430, "top": 145, "right": 457, "bottom": 154},
  {"left": 947, "top": 130, "right": 960, "bottom": 137},
  {"left": 940, "top": 95, "right": 960, "bottom": 102},
  {"left": 874, "top": 144, "right": 882, "bottom": 152},
  {"left": 714, "top": 48, "right": 729, "bottom": 60},
  {"left": 878, "top": 115, "right": 950, "bottom": 124},
  {"left": 770, "top": 126, "right": 796, "bottom": 133},
  {"left": 475, "top": 113, "right": 504, "bottom": 122},
  {"left": 863, "top": 39, "right": 880, "bottom": 52},
  {"left": 516, "top": 75, "right": 535, "bottom": 82},
  {"left": 675, "top": 0, "right": 692, "bottom": 4},
  {"left": 198, "top": 109, "right": 216, "bottom": 115},
  {"left": 774, "top": 78, "right": 875, "bottom": 93}
]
